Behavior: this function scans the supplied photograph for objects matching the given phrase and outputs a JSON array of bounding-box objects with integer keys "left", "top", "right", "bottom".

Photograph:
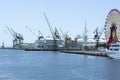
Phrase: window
[
  {"left": 114, "top": 49, "right": 119, "bottom": 51},
  {"left": 110, "top": 48, "right": 113, "bottom": 50},
  {"left": 112, "top": 45, "right": 120, "bottom": 47}
]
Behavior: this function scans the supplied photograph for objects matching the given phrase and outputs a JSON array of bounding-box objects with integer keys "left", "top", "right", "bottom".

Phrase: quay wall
[{"left": 60, "top": 49, "right": 108, "bottom": 57}]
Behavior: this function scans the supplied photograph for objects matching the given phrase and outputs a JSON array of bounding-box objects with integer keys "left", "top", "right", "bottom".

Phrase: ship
[{"left": 107, "top": 42, "right": 120, "bottom": 59}]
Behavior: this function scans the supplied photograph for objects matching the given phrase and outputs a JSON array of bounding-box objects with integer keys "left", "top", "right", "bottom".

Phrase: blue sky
[{"left": 0, "top": 0, "right": 120, "bottom": 46}]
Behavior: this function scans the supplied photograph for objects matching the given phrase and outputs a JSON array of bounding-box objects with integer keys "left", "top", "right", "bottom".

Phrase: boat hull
[{"left": 107, "top": 51, "right": 120, "bottom": 59}]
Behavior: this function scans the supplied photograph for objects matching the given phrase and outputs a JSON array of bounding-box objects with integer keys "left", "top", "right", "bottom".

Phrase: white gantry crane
[{"left": 6, "top": 26, "right": 24, "bottom": 48}]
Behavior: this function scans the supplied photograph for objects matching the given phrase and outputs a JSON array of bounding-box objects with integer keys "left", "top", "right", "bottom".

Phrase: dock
[
  {"left": 25, "top": 48, "right": 59, "bottom": 51},
  {"left": 60, "top": 49, "right": 108, "bottom": 57}
]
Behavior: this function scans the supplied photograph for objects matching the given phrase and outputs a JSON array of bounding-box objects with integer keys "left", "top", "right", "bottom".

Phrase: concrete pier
[{"left": 60, "top": 49, "right": 108, "bottom": 57}]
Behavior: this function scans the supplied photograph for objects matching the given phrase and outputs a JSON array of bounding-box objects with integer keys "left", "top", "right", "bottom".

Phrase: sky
[{"left": 0, "top": 0, "right": 120, "bottom": 47}]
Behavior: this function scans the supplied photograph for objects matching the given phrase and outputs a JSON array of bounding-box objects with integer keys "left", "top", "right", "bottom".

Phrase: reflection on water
[
  {"left": 0, "top": 49, "right": 120, "bottom": 80},
  {"left": 0, "top": 74, "right": 19, "bottom": 80}
]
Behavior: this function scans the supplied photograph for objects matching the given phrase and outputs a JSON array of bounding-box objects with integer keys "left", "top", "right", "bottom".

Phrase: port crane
[
  {"left": 25, "top": 26, "right": 44, "bottom": 40},
  {"left": 59, "top": 28, "right": 70, "bottom": 48},
  {"left": 43, "top": 13, "right": 61, "bottom": 50},
  {"left": 59, "top": 28, "right": 69, "bottom": 38},
  {"left": 38, "top": 30, "right": 44, "bottom": 39},
  {"left": 93, "top": 27, "right": 104, "bottom": 49},
  {"left": 6, "top": 26, "right": 24, "bottom": 48}
]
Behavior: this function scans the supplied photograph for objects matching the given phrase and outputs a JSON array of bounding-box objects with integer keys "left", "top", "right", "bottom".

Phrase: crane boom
[
  {"left": 3, "top": 29, "right": 12, "bottom": 39},
  {"left": 59, "top": 28, "right": 69, "bottom": 38},
  {"left": 10, "top": 28, "right": 17, "bottom": 37},
  {"left": 3, "top": 29, "right": 9, "bottom": 36},
  {"left": 59, "top": 28, "right": 64, "bottom": 37},
  {"left": 43, "top": 13, "right": 54, "bottom": 38},
  {"left": 43, "top": 13, "right": 51, "bottom": 28},
  {"left": 39, "top": 30, "right": 43, "bottom": 37},
  {"left": 6, "top": 25, "right": 15, "bottom": 38},
  {"left": 25, "top": 26, "right": 37, "bottom": 37}
]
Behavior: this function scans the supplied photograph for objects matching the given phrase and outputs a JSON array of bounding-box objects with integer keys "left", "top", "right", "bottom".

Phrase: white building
[
  {"left": 65, "top": 38, "right": 107, "bottom": 50},
  {"left": 34, "top": 37, "right": 63, "bottom": 49}
]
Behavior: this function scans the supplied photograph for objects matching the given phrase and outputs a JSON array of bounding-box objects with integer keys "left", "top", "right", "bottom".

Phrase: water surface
[{"left": 0, "top": 49, "right": 119, "bottom": 80}]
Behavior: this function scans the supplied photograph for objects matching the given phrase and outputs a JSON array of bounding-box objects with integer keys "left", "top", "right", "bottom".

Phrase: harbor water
[{"left": 0, "top": 49, "right": 120, "bottom": 80}]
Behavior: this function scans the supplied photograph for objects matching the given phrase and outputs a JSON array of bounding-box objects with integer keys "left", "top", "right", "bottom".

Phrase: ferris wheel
[{"left": 104, "top": 9, "right": 120, "bottom": 41}]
